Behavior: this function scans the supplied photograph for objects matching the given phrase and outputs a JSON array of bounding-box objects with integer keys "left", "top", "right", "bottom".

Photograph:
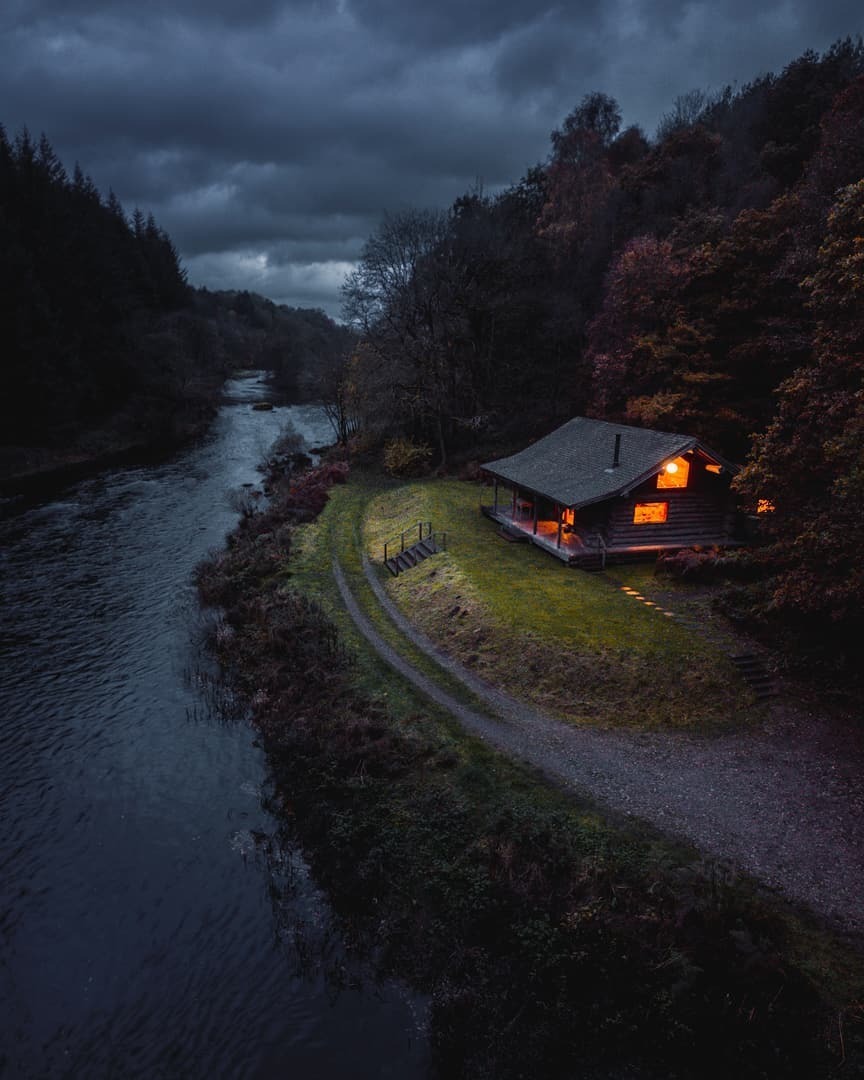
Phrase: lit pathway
[{"left": 332, "top": 554, "right": 864, "bottom": 939}]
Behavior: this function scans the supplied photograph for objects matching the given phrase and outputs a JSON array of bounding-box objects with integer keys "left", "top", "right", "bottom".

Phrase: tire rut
[{"left": 332, "top": 552, "right": 864, "bottom": 939}]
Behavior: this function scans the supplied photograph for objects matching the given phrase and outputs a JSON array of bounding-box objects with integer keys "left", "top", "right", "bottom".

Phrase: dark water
[{"left": 0, "top": 374, "right": 427, "bottom": 1079}]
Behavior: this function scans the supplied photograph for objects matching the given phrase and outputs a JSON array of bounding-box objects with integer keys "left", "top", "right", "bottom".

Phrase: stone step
[{"left": 729, "top": 653, "right": 777, "bottom": 699}]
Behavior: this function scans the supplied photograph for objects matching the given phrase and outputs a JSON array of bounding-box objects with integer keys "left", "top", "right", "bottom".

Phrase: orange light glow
[
  {"left": 705, "top": 464, "right": 722, "bottom": 474},
  {"left": 633, "top": 502, "right": 668, "bottom": 524},
  {"left": 656, "top": 457, "right": 689, "bottom": 489},
  {"left": 757, "top": 499, "right": 775, "bottom": 513}
]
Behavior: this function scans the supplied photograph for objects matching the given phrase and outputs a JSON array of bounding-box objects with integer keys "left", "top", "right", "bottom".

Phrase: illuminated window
[
  {"left": 757, "top": 499, "right": 775, "bottom": 513},
  {"left": 633, "top": 502, "right": 668, "bottom": 524},
  {"left": 705, "top": 463, "right": 722, "bottom": 475},
  {"left": 656, "top": 456, "right": 689, "bottom": 488}
]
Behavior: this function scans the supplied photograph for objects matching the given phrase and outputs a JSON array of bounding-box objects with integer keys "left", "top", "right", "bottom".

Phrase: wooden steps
[{"left": 385, "top": 536, "right": 442, "bottom": 576}]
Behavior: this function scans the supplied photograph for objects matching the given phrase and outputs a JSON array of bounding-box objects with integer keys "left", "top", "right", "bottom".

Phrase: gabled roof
[{"left": 482, "top": 417, "right": 737, "bottom": 509}]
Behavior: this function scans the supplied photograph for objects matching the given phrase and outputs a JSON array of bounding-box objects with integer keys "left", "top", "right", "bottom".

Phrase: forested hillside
[
  {"left": 341, "top": 38, "right": 864, "bottom": 678},
  {"left": 0, "top": 128, "right": 350, "bottom": 481},
  {"left": 195, "top": 288, "right": 355, "bottom": 404}
]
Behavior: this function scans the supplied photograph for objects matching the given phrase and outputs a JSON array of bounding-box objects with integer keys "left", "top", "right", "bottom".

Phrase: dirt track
[{"left": 333, "top": 554, "right": 864, "bottom": 939}]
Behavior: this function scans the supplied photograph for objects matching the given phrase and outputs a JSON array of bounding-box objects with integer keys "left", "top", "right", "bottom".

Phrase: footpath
[{"left": 333, "top": 553, "right": 864, "bottom": 939}]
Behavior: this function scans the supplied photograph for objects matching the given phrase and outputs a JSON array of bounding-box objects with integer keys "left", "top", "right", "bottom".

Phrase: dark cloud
[
  {"left": 1, "top": 0, "right": 860, "bottom": 317},
  {"left": 492, "top": 15, "right": 607, "bottom": 103},
  {"left": 346, "top": 0, "right": 567, "bottom": 49},
  {"left": 2, "top": 0, "right": 296, "bottom": 30}
]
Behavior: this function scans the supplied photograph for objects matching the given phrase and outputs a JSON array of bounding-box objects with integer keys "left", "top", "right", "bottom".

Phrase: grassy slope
[
  {"left": 288, "top": 470, "right": 497, "bottom": 720},
  {"left": 361, "top": 477, "right": 756, "bottom": 729},
  {"left": 232, "top": 465, "right": 863, "bottom": 1077}
]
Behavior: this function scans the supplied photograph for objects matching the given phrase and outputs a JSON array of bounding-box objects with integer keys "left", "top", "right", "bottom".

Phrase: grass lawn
[
  {"left": 247, "top": 464, "right": 864, "bottom": 1073},
  {"left": 361, "top": 476, "right": 758, "bottom": 729},
  {"left": 286, "top": 470, "right": 499, "bottom": 723}
]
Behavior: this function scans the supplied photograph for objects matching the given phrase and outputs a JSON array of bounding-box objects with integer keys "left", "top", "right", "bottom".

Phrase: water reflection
[{"left": 0, "top": 374, "right": 427, "bottom": 1078}]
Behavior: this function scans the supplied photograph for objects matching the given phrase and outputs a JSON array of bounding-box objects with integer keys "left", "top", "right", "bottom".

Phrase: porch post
[
  {"left": 493, "top": 479, "right": 498, "bottom": 514},
  {"left": 532, "top": 499, "right": 538, "bottom": 535},
  {"left": 556, "top": 505, "right": 563, "bottom": 549},
  {"left": 511, "top": 488, "right": 517, "bottom": 520}
]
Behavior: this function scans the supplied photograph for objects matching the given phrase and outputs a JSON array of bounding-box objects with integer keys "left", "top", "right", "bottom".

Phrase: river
[{"left": 0, "top": 374, "right": 428, "bottom": 1079}]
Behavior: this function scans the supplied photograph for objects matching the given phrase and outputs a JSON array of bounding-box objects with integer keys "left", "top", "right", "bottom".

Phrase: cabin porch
[
  {"left": 480, "top": 478, "right": 743, "bottom": 568},
  {"left": 480, "top": 480, "right": 605, "bottom": 564},
  {"left": 480, "top": 504, "right": 592, "bottom": 563},
  {"left": 478, "top": 476, "right": 610, "bottom": 567},
  {"left": 480, "top": 503, "right": 741, "bottom": 568}
]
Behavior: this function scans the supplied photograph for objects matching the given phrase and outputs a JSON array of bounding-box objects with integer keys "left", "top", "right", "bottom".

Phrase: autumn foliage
[
  {"left": 281, "top": 460, "right": 349, "bottom": 518},
  {"left": 342, "top": 37, "right": 864, "bottom": 678},
  {"left": 735, "top": 179, "right": 864, "bottom": 640}
]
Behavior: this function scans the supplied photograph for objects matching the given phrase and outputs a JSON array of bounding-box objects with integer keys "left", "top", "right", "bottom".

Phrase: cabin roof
[{"left": 482, "top": 417, "right": 737, "bottom": 509}]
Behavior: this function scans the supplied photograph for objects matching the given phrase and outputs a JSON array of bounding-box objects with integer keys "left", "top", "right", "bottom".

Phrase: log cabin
[{"left": 481, "top": 417, "right": 742, "bottom": 568}]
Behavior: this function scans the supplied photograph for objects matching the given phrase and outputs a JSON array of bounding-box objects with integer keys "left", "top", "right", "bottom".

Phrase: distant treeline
[
  {"left": 342, "top": 38, "right": 864, "bottom": 677},
  {"left": 0, "top": 127, "right": 350, "bottom": 479},
  {"left": 196, "top": 287, "right": 356, "bottom": 404}
]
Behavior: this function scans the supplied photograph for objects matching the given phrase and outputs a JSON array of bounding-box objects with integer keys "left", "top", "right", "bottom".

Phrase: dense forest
[
  {"left": 0, "top": 127, "right": 349, "bottom": 482},
  {"left": 3, "top": 39, "right": 862, "bottom": 671},
  {"left": 340, "top": 38, "right": 864, "bottom": 679}
]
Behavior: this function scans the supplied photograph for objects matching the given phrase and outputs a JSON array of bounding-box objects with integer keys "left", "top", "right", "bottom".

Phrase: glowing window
[
  {"left": 705, "top": 463, "right": 722, "bottom": 475},
  {"left": 656, "top": 456, "right": 690, "bottom": 489},
  {"left": 757, "top": 499, "right": 775, "bottom": 513},
  {"left": 633, "top": 502, "right": 668, "bottom": 524}
]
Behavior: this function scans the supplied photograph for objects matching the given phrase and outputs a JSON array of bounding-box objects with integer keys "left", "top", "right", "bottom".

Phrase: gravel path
[{"left": 333, "top": 555, "right": 864, "bottom": 939}]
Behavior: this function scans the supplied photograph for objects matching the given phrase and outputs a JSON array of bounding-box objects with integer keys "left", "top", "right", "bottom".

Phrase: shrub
[
  {"left": 383, "top": 437, "right": 432, "bottom": 477},
  {"left": 279, "top": 460, "right": 349, "bottom": 517},
  {"left": 655, "top": 546, "right": 760, "bottom": 582}
]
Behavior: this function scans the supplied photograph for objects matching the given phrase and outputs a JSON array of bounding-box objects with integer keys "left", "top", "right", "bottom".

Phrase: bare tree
[
  {"left": 340, "top": 208, "right": 463, "bottom": 464},
  {"left": 317, "top": 346, "right": 359, "bottom": 447},
  {"left": 655, "top": 88, "right": 714, "bottom": 141}
]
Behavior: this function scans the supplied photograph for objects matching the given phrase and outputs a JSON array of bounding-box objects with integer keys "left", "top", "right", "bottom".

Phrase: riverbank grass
[
  {"left": 287, "top": 471, "right": 499, "bottom": 724},
  {"left": 211, "top": 463, "right": 863, "bottom": 1077}
]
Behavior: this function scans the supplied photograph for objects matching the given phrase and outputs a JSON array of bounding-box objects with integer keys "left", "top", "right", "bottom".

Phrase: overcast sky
[{"left": 1, "top": 1, "right": 860, "bottom": 318}]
